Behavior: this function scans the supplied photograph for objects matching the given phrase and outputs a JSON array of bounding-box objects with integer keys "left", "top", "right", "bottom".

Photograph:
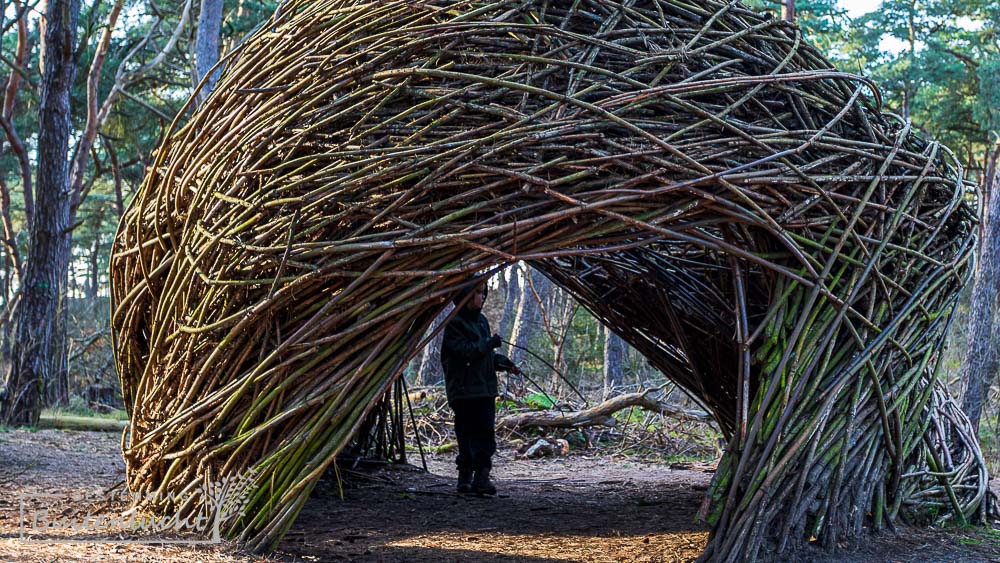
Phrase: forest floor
[{"left": 0, "top": 428, "right": 999, "bottom": 562}]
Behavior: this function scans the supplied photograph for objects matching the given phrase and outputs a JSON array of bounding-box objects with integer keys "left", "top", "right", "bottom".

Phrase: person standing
[{"left": 441, "top": 275, "right": 520, "bottom": 495}]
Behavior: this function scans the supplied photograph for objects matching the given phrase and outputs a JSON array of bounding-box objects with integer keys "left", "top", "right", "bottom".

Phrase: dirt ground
[{"left": 1, "top": 429, "right": 999, "bottom": 562}]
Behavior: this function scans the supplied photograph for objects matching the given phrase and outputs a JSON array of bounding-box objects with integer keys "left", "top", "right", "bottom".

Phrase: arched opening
[{"left": 293, "top": 260, "right": 726, "bottom": 562}]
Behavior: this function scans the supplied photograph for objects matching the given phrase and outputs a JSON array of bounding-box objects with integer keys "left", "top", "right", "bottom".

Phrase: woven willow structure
[{"left": 110, "top": 0, "right": 992, "bottom": 559}]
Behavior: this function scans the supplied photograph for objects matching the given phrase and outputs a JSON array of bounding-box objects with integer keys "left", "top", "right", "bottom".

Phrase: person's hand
[{"left": 488, "top": 334, "right": 503, "bottom": 349}]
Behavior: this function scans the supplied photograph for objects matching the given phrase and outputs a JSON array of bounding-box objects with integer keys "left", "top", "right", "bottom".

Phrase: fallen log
[
  {"left": 37, "top": 413, "right": 128, "bottom": 432},
  {"left": 496, "top": 391, "right": 711, "bottom": 431}
]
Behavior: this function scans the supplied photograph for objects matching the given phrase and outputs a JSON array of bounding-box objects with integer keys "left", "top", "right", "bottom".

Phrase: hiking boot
[
  {"left": 457, "top": 469, "right": 473, "bottom": 494},
  {"left": 472, "top": 468, "right": 496, "bottom": 495}
]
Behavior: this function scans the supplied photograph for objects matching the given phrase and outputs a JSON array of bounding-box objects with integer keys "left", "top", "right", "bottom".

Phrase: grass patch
[
  {"left": 0, "top": 424, "right": 40, "bottom": 433},
  {"left": 407, "top": 442, "right": 456, "bottom": 454},
  {"left": 945, "top": 523, "right": 1000, "bottom": 548},
  {"left": 54, "top": 395, "right": 128, "bottom": 420},
  {"left": 967, "top": 527, "right": 1000, "bottom": 546}
]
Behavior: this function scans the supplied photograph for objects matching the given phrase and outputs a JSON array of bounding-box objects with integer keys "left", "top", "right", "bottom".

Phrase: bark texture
[
  {"left": 416, "top": 306, "right": 450, "bottom": 386},
  {"left": 603, "top": 328, "right": 626, "bottom": 399},
  {"left": 508, "top": 266, "right": 550, "bottom": 366},
  {"left": 961, "top": 144, "right": 1000, "bottom": 434},
  {"left": 2, "top": 0, "right": 81, "bottom": 425},
  {"left": 781, "top": 0, "right": 795, "bottom": 22},
  {"left": 194, "top": 0, "right": 225, "bottom": 106},
  {"left": 497, "top": 264, "right": 519, "bottom": 339}
]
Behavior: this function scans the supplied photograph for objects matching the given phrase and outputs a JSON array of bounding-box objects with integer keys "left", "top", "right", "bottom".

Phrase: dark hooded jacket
[{"left": 441, "top": 305, "right": 515, "bottom": 404}]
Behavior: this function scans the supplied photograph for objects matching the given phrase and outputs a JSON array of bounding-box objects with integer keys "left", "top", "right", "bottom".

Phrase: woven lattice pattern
[{"left": 110, "top": 1, "right": 990, "bottom": 559}]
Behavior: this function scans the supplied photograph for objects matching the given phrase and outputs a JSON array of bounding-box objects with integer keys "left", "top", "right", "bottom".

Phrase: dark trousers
[{"left": 451, "top": 397, "right": 496, "bottom": 471}]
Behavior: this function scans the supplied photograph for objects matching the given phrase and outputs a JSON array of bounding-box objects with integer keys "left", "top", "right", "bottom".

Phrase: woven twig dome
[{"left": 110, "top": 0, "right": 991, "bottom": 559}]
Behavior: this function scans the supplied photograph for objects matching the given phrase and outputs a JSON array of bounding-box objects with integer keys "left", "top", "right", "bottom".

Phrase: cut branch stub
[{"left": 109, "top": 0, "right": 991, "bottom": 559}]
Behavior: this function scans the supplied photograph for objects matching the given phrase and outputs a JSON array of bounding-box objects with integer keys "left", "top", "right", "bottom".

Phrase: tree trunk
[
  {"left": 904, "top": 1, "right": 916, "bottom": 121},
  {"left": 194, "top": 0, "right": 225, "bottom": 106},
  {"left": 0, "top": 177, "right": 21, "bottom": 281},
  {"left": 960, "top": 142, "right": 1000, "bottom": 434},
  {"left": 497, "top": 263, "right": 520, "bottom": 340},
  {"left": 1, "top": 0, "right": 81, "bottom": 425},
  {"left": 508, "top": 266, "right": 550, "bottom": 368},
  {"left": 1, "top": 0, "right": 34, "bottom": 228},
  {"left": 87, "top": 208, "right": 104, "bottom": 305},
  {"left": 603, "top": 327, "right": 626, "bottom": 399},
  {"left": 416, "top": 305, "right": 451, "bottom": 386},
  {"left": 549, "top": 288, "right": 576, "bottom": 396},
  {"left": 780, "top": 0, "right": 795, "bottom": 22},
  {"left": 0, "top": 257, "right": 8, "bottom": 378},
  {"left": 104, "top": 137, "right": 126, "bottom": 218}
]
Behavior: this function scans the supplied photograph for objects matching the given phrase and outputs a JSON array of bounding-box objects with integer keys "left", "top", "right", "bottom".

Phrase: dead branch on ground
[{"left": 497, "top": 391, "right": 711, "bottom": 431}]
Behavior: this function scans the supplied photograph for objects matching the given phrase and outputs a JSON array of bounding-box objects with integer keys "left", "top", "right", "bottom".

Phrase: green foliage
[
  {"left": 976, "top": 58, "right": 1000, "bottom": 134},
  {"left": 524, "top": 392, "right": 556, "bottom": 409},
  {"left": 845, "top": 0, "right": 998, "bottom": 173},
  {"left": 0, "top": 0, "right": 282, "bottom": 404},
  {"left": 747, "top": 0, "right": 999, "bottom": 177},
  {"left": 614, "top": 406, "right": 648, "bottom": 425},
  {"left": 0, "top": 424, "right": 38, "bottom": 432},
  {"left": 496, "top": 399, "right": 519, "bottom": 411},
  {"left": 743, "top": 0, "right": 850, "bottom": 56}
]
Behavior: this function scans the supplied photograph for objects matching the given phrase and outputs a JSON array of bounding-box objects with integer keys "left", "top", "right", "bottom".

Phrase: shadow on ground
[{"left": 278, "top": 454, "right": 711, "bottom": 562}]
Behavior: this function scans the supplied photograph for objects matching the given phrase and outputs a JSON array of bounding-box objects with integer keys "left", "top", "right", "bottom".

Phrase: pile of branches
[
  {"left": 497, "top": 389, "right": 721, "bottom": 460},
  {"left": 110, "top": 0, "right": 991, "bottom": 560},
  {"left": 403, "top": 384, "right": 717, "bottom": 459}
]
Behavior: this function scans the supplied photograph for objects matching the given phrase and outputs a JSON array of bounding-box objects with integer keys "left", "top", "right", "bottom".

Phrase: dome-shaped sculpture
[{"left": 110, "top": 0, "right": 991, "bottom": 559}]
